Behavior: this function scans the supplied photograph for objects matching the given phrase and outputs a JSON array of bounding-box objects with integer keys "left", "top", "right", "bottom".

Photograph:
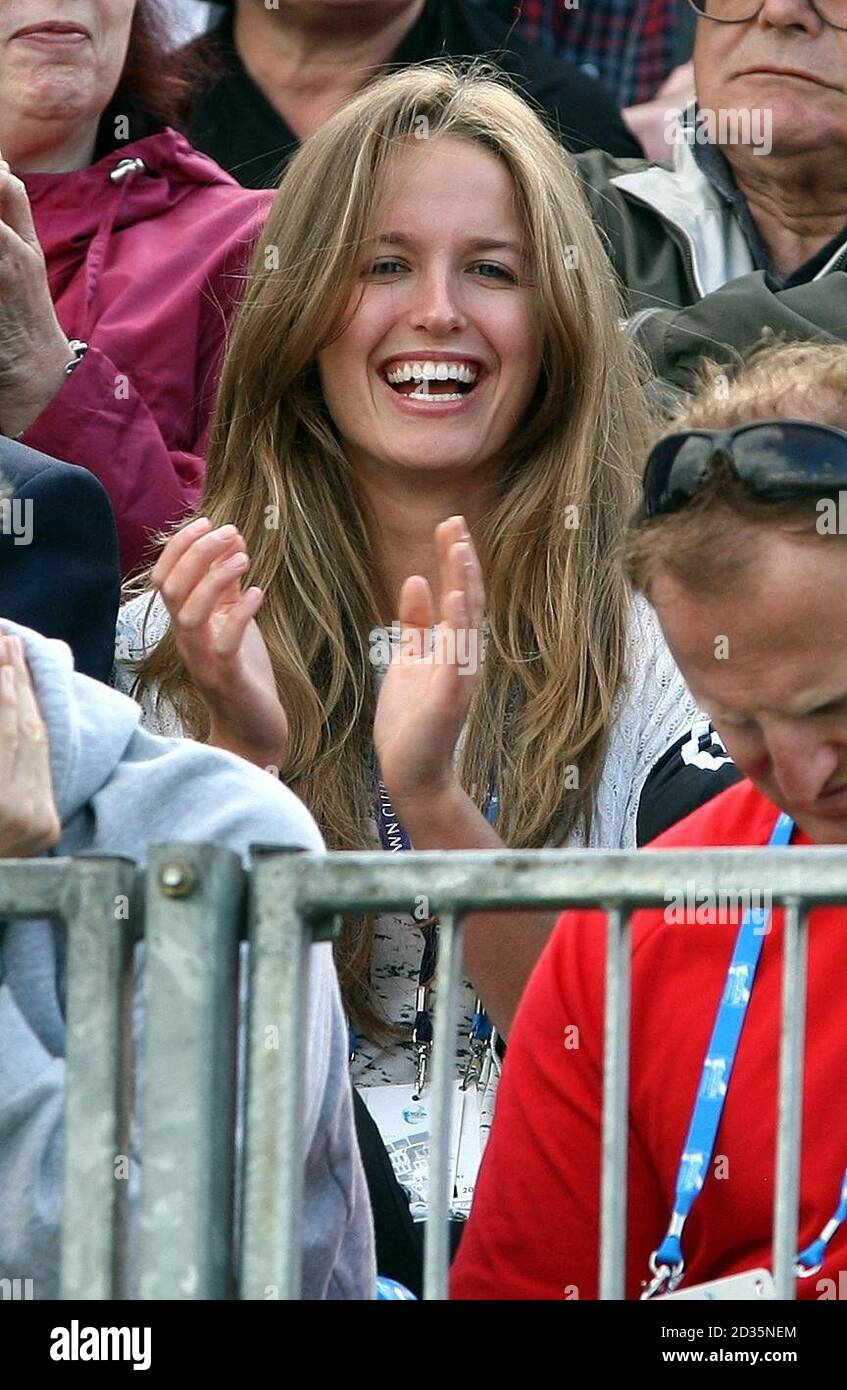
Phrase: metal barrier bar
[
  {"left": 0, "top": 856, "right": 139, "bottom": 1300},
  {"left": 773, "top": 899, "right": 809, "bottom": 1301},
  {"left": 600, "top": 907, "right": 632, "bottom": 1302},
  {"left": 284, "top": 846, "right": 847, "bottom": 913},
  {"left": 253, "top": 847, "right": 839, "bottom": 1303},
  {"left": 0, "top": 858, "right": 79, "bottom": 919},
  {"left": 423, "top": 910, "right": 464, "bottom": 1302},
  {"left": 239, "top": 849, "right": 316, "bottom": 1301},
  {"left": 138, "top": 844, "right": 245, "bottom": 1299},
  {"left": 3, "top": 843, "right": 841, "bottom": 1303},
  {"left": 61, "top": 857, "right": 139, "bottom": 1301}
]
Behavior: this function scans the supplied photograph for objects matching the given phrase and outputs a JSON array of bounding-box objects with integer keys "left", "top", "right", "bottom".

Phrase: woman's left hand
[
  {"left": 374, "top": 514, "right": 484, "bottom": 815},
  {"left": 0, "top": 156, "right": 72, "bottom": 438}
]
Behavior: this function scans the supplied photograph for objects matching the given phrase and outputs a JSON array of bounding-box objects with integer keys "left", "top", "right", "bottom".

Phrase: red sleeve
[
  {"left": 21, "top": 186, "right": 271, "bottom": 580},
  {"left": 21, "top": 344, "right": 203, "bottom": 580},
  {"left": 451, "top": 908, "right": 666, "bottom": 1301}
]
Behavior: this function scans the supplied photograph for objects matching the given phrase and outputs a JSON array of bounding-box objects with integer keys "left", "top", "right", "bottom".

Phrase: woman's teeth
[
  {"left": 384, "top": 359, "right": 478, "bottom": 401},
  {"left": 409, "top": 384, "right": 464, "bottom": 401},
  {"left": 385, "top": 361, "right": 478, "bottom": 384}
]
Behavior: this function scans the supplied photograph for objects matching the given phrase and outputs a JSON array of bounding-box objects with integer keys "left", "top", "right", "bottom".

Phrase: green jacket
[{"left": 573, "top": 140, "right": 847, "bottom": 392}]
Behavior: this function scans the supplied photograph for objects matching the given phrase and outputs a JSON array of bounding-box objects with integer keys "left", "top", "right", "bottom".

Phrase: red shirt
[{"left": 451, "top": 780, "right": 847, "bottom": 1300}]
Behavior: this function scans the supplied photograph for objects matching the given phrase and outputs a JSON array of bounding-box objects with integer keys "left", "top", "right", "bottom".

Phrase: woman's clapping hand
[
  {"left": 152, "top": 518, "right": 288, "bottom": 770},
  {"left": 153, "top": 512, "right": 484, "bottom": 796},
  {"left": 374, "top": 515, "right": 484, "bottom": 816}
]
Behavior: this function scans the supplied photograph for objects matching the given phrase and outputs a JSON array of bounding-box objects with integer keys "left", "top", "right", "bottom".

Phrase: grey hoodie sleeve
[
  {"left": 300, "top": 945, "right": 375, "bottom": 1300},
  {"left": 0, "top": 621, "right": 374, "bottom": 1299},
  {"left": 0, "top": 981, "right": 66, "bottom": 1298},
  {"left": 0, "top": 756, "right": 374, "bottom": 1301},
  {"left": 0, "top": 901, "right": 374, "bottom": 1302}
]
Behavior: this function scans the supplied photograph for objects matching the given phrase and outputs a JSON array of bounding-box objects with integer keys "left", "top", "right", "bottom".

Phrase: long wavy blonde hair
[{"left": 135, "top": 62, "right": 651, "bottom": 1031}]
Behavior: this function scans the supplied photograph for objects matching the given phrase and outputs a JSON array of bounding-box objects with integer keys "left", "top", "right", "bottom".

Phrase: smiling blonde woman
[{"left": 115, "top": 62, "right": 718, "bottom": 1271}]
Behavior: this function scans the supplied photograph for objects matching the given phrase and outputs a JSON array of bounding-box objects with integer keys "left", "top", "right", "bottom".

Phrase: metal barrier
[{"left": 2, "top": 841, "right": 846, "bottom": 1301}]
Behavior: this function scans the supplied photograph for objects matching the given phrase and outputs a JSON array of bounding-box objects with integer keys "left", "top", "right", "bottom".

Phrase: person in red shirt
[{"left": 452, "top": 341, "right": 847, "bottom": 1300}]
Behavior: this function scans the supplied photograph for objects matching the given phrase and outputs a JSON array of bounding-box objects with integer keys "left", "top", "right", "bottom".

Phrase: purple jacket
[{"left": 21, "top": 130, "right": 273, "bottom": 577}]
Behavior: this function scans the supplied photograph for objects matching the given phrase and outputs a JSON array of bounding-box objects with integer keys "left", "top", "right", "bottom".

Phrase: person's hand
[
  {"left": 0, "top": 634, "right": 61, "bottom": 857},
  {"left": 0, "top": 153, "right": 73, "bottom": 439},
  {"left": 373, "top": 515, "right": 484, "bottom": 816},
  {"left": 151, "top": 517, "right": 288, "bottom": 770},
  {"left": 623, "top": 62, "right": 696, "bottom": 164}
]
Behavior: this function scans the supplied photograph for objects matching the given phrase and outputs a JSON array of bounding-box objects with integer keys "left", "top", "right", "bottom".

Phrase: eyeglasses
[
  {"left": 639, "top": 419, "right": 847, "bottom": 520},
  {"left": 686, "top": 0, "right": 847, "bottom": 29}
]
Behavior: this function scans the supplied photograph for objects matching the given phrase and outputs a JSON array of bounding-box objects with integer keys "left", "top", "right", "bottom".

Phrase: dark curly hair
[{"left": 96, "top": 0, "right": 211, "bottom": 155}]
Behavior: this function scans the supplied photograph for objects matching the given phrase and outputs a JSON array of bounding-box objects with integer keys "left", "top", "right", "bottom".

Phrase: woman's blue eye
[
  {"left": 367, "top": 259, "right": 517, "bottom": 281},
  {"left": 472, "top": 262, "right": 517, "bottom": 282}
]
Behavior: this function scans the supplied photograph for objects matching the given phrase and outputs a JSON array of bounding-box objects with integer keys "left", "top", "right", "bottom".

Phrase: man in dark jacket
[
  {"left": 184, "top": 0, "right": 641, "bottom": 189},
  {"left": 572, "top": 0, "right": 847, "bottom": 395},
  {"left": 0, "top": 439, "right": 120, "bottom": 683}
]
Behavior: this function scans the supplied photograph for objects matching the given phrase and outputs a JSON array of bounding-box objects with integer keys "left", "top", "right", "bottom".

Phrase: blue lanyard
[
  {"left": 796, "top": 1171, "right": 847, "bottom": 1276},
  {"left": 372, "top": 766, "right": 436, "bottom": 1095},
  {"left": 646, "top": 811, "right": 847, "bottom": 1294},
  {"left": 348, "top": 769, "right": 420, "bottom": 1064},
  {"left": 374, "top": 773, "right": 413, "bottom": 854}
]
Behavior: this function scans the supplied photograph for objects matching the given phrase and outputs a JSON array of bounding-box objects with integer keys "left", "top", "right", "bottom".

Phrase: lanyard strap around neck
[
  {"left": 646, "top": 810, "right": 847, "bottom": 1293},
  {"left": 645, "top": 810, "right": 795, "bottom": 1296},
  {"left": 795, "top": 1171, "right": 847, "bottom": 1277},
  {"left": 371, "top": 761, "right": 498, "bottom": 1093}
]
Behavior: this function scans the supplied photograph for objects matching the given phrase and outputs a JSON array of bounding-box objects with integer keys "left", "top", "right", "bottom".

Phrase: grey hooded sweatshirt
[{"left": 0, "top": 619, "right": 374, "bottom": 1299}]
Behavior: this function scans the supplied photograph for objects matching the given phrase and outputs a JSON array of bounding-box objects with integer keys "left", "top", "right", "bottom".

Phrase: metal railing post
[
  {"left": 773, "top": 898, "right": 809, "bottom": 1301},
  {"left": 137, "top": 844, "right": 244, "bottom": 1299},
  {"left": 239, "top": 849, "right": 313, "bottom": 1301},
  {"left": 60, "top": 857, "right": 139, "bottom": 1301},
  {"left": 423, "top": 909, "right": 465, "bottom": 1302},
  {"left": 600, "top": 906, "right": 632, "bottom": 1301},
  {"left": 2, "top": 842, "right": 841, "bottom": 1303}
]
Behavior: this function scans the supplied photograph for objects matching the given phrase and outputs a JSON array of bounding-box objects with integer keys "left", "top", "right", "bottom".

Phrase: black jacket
[
  {"left": 0, "top": 440, "right": 120, "bottom": 683},
  {"left": 184, "top": 0, "right": 641, "bottom": 189}
]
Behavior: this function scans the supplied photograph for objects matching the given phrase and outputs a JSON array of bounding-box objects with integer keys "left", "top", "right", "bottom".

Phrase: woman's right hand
[{"left": 151, "top": 517, "right": 288, "bottom": 771}]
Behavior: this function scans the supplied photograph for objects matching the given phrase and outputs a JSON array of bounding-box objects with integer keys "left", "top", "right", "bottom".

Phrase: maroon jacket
[{"left": 20, "top": 130, "right": 273, "bottom": 578}]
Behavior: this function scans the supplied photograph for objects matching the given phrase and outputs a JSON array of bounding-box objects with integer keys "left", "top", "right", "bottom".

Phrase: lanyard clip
[
  {"left": 462, "top": 998, "right": 493, "bottom": 1091},
  {"left": 461, "top": 1036, "right": 489, "bottom": 1091},
  {"left": 641, "top": 1250, "right": 685, "bottom": 1300},
  {"left": 482, "top": 1029, "right": 503, "bottom": 1091},
  {"left": 412, "top": 1041, "right": 431, "bottom": 1101}
]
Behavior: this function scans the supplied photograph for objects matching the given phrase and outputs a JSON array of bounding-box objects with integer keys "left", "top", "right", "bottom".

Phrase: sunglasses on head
[{"left": 639, "top": 419, "right": 847, "bottom": 521}]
